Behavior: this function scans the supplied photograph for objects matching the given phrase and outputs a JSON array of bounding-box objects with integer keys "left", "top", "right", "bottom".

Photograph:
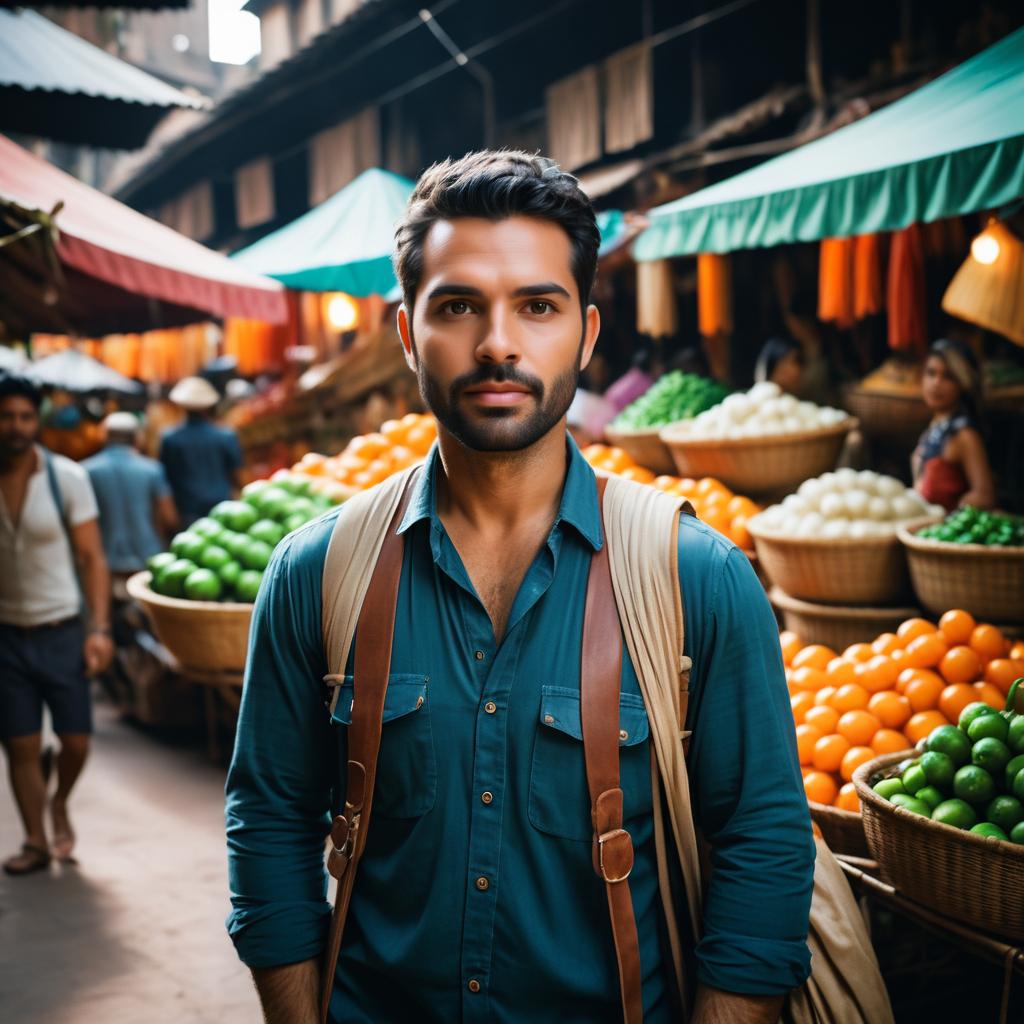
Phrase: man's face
[
  {"left": 398, "top": 216, "right": 599, "bottom": 453},
  {"left": 0, "top": 395, "right": 39, "bottom": 458}
]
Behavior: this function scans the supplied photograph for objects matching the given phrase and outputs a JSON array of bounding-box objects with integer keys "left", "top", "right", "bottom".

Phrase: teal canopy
[
  {"left": 232, "top": 168, "right": 414, "bottom": 295},
  {"left": 635, "top": 27, "right": 1024, "bottom": 260}
]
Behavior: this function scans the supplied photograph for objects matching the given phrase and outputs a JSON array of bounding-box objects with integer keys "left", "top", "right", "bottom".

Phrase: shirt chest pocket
[
  {"left": 528, "top": 684, "right": 652, "bottom": 843},
  {"left": 331, "top": 673, "right": 436, "bottom": 820}
]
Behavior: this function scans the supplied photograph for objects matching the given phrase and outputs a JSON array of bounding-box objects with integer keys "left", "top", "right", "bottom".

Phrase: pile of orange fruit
[
  {"left": 289, "top": 413, "right": 438, "bottom": 492},
  {"left": 581, "top": 443, "right": 759, "bottom": 549},
  {"left": 786, "top": 610, "right": 1024, "bottom": 814}
]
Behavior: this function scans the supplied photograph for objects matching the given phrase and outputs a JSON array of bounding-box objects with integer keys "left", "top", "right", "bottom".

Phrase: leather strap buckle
[
  {"left": 327, "top": 812, "right": 360, "bottom": 879},
  {"left": 598, "top": 827, "right": 634, "bottom": 883}
]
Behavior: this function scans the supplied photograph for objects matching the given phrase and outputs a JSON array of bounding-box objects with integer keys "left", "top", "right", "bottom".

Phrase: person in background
[
  {"left": 913, "top": 338, "right": 995, "bottom": 511},
  {"left": 603, "top": 347, "right": 655, "bottom": 415},
  {"left": 0, "top": 374, "right": 113, "bottom": 874},
  {"left": 754, "top": 336, "right": 805, "bottom": 395},
  {"left": 159, "top": 377, "right": 243, "bottom": 526},
  {"left": 84, "top": 412, "right": 178, "bottom": 588}
]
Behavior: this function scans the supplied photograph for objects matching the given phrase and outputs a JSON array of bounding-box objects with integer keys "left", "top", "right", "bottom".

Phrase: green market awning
[
  {"left": 635, "top": 27, "right": 1024, "bottom": 260},
  {"left": 232, "top": 168, "right": 415, "bottom": 296}
]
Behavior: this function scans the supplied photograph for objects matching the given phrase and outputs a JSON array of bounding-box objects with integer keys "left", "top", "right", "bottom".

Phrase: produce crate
[
  {"left": 854, "top": 752, "right": 1024, "bottom": 940},
  {"left": 127, "top": 572, "right": 253, "bottom": 676},
  {"left": 603, "top": 425, "right": 676, "bottom": 476},
  {"left": 659, "top": 419, "right": 856, "bottom": 497},
  {"left": 898, "top": 521, "right": 1024, "bottom": 624},
  {"left": 748, "top": 523, "right": 912, "bottom": 606},
  {"left": 809, "top": 800, "right": 870, "bottom": 859},
  {"left": 840, "top": 384, "right": 930, "bottom": 445},
  {"left": 769, "top": 587, "right": 921, "bottom": 652}
]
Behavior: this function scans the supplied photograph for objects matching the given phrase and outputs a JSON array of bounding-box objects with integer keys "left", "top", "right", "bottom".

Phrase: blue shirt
[
  {"left": 83, "top": 444, "right": 170, "bottom": 573},
  {"left": 159, "top": 417, "right": 242, "bottom": 524},
  {"left": 225, "top": 439, "right": 814, "bottom": 1022}
]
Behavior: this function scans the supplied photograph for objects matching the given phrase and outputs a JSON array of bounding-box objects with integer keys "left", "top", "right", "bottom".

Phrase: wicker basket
[
  {"left": 854, "top": 751, "right": 1024, "bottom": 940},
  {"left": 604, "top": 424, "right": 677, "bottom": 476},
  {"left": 840, "top": 384, "right": 930, "bottom": 445},
  {"left": 809, "top": 801, "right": 870, "bottom": 858},
  {"left": 127, "top": 571, "right": 253, "bottom": 675},
  {"left": 748, "top": 522, "right": 912, "bottom": 605},
  {"left": 770, "top": 587, "right": 921, "bottom": 652},
  {"left": 659, "top": 419, "right": 856, "bottom": 497},
  {"left": 898, "top": 520, "right": 1024, "bottom": 624}
]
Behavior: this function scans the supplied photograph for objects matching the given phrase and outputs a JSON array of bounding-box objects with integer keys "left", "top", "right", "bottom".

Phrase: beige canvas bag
[{"left": 321, "top": 465, "right": 894, "bottom": 1023}]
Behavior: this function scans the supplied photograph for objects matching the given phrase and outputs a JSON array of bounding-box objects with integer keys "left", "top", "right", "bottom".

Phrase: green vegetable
[
  {"left": 611, "top": 372, "right": 729, "bottom": 430},
  {"left": 918, "top": 506, "right": 1024, "bottom": 547}
]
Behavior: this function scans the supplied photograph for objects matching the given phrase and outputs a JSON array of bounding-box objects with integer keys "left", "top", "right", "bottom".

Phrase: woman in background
[{"left": 912, "top": 338, "right": 995, "bottom": 511}]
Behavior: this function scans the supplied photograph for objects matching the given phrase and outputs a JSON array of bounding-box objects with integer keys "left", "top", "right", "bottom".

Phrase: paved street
[{"left": 0, "top": 700, "right": 261, "bottom": 1024}]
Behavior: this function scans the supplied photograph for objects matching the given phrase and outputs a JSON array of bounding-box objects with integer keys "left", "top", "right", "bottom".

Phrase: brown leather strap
[
  {"left": 581, "top": 475, "right": 644, "bottom": 1024},
  {"left": 318, "top": 475, "right": 416, "bottom": 1024}
]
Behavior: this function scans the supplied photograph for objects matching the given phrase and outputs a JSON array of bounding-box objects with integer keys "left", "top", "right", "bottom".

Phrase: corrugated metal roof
[{"left": 0, "top": 10, "right": 206, "bottom": 109}]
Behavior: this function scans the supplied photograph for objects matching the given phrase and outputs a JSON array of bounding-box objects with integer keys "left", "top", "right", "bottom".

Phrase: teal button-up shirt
[{"left": 226, "top": 438, "right": 813, "bottom": 1022}]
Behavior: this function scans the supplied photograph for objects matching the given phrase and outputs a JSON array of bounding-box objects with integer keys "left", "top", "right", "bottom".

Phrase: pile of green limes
[
  {"left": 146, "top": 474, "right": 344, "bottom": 603},
  {"left": 872, "top": 680, "right": 1024, "bottom": 843},
  {"left": 611, "top": 371, "right": 730, "bottom": 430}
]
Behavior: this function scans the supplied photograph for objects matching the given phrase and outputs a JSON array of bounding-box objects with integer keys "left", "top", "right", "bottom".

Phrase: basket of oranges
[
  {"left": 602, "top": 425, "right": 677, "bottom": 477},
  {"left": 785, "top": 612, "right": 1024, "bottom": 858}
]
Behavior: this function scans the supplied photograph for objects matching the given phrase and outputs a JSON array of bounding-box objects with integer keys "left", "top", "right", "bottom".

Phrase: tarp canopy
[
  {"left": 232, "top": 168, "right": 415, "bottom": 295},
  {"left": 28, "top": 348, "right": 143, "bottom": 394},
  {"left": 635, "top": 27, "right": 1024, "bottom": 259},
  {"left": 0, "top": 133, "right": 288, "bottom": 337},
  {"left": 0, "top": 10, "right": 206, "bottom": 149}
]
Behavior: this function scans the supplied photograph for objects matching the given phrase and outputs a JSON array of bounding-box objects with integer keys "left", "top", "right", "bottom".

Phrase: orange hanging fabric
[
  {"left": 853, "top": 234, "right": 884, "bottom": 319},
  {"left": 696, "top": 253, "right": 732, "bottom": 337},
  {"left": 887, "top": 224, "right": 927, "bottom": 355},
  {"left": 817, "top": 237, "right": 855, "bottom": 328}
]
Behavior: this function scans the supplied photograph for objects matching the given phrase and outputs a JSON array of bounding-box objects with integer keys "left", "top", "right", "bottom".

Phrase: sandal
[
  {"left": 50, "top": 800, "right": 76, "bottom": 863},
  {"left": 3, "top": 843, "right": 51, "bottom": 876}
]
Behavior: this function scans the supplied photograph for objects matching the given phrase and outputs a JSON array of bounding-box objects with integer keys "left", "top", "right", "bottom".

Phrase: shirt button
[
  {"left": 468, "top": 979, "right": 481, "bottom": 993},
  {"left": 475, "top": 650, "right": 485, "bottom": 661},
  {"left": 481, "top": 791, "right": 493, "bottom": 804},
  {"left": 484, "top": 701, "right": 497, "bottom": 714},
  {"left": 619, "top": 729, "right": 629, "bottom": 741},
  {"left": 475, "top": 876, "right": 489, "bottom": 891}
]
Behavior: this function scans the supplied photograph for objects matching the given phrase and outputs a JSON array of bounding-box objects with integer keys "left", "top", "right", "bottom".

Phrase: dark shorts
[{"left": 0, "top": 620, "right": 92, "bottom": 739}]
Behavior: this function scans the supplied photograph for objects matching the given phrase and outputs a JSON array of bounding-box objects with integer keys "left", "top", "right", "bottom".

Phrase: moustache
[{"left": 451, "top": 365, "right": 544, "bottom": 400}]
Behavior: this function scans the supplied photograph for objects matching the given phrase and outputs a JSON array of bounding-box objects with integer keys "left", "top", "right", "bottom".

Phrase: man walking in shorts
[{"left": 0, "top": 374, "right": 114, "bottom": 874}]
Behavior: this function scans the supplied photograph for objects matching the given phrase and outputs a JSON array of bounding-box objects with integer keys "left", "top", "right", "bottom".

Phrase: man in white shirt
[{"left": 0, "top": 374, "right": 113, "bottom": 874}]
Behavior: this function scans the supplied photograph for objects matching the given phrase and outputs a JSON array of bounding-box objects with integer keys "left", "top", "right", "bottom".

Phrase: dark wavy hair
[
  {"left": 0, "top": 372, "right": 42, "bottom": 409},
  {"left": 393, "top": 150, "right": 601, "bottom": 318}
]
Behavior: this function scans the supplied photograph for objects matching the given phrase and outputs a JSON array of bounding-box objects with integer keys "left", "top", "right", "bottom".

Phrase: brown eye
[
  {"left": 446, "top": 300, "right": 471, "bottom": 315},
  {"left": 528, "top": 300, "right": 553, "bottom": 314}
]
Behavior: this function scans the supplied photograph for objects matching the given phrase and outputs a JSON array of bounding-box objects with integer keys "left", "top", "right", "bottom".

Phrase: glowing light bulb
[
  {"left": 325, "top": 293, "right": 359, "bottom": 331},
  {"left": 971, "top": 231, "right": 1000, "bottom": 265}
]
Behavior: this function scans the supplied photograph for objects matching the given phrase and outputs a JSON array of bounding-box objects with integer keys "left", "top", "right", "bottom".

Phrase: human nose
[{"left": 474, "top": 304, "right": 521, "bottom": 365}]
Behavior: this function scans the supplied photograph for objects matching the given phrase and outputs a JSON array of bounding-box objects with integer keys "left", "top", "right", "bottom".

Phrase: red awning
[{"left": 0, "top": 133, "right": 287, "bottom": 332}]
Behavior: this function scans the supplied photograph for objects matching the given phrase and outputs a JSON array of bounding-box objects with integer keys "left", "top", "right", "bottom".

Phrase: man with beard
[
  {"left": 226, "top": 152, "right": 813, "bottom": 1023},
  {"left": 0, "top": 374, "right": 113, "bottom": 873}
]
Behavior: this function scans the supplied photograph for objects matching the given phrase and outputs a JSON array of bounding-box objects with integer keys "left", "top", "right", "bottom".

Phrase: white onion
[
  {"left": 819, "top": 493, "right": 846, "bottom": 519},
  {"left": 874, "top": 476, "right": 904, "bottom": 499},
  {"left": 843, "top": 489, "right": 871, "bottom": 518},
  {"left": 822, "top": 519, "right": 851, "bottom": 539},
  {"left": 890, "top": 495, "right": 921, "bottom": 520},
  {"left": 867, "top": 496, "right": 890, "bottom": 521},
  {"left": 857, "top": 470, "right": 880, "bottom": 490},
  {"left": 782, "top": 494, "right": 809, "bottom": 514},
  {"left": 800, "top": 512, "right": 826, "bottom": 535},
  {"left": 749, "top": 381, "right": 782, "bottom": 403}
]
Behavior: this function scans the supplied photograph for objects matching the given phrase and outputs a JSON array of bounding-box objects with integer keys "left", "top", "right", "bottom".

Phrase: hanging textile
[
  {"left": 853, "top": 233, "right": 884, "bottom": 319},
  {"left": 636, "top": 259, "right": 678, "bottom": 338},
  {"left": 696, "top": 253, "right": 732, "bottom": 336},
  {"left": 235, "top": 157, "right": 275, "bottom": 230},
  {"left": 818, "top": 237, "right": 855, "bottom": 327},
  {"left": 603, "top": 43, "right": 653, "bottom": 154},
  {"left": 545, "top": 66, "right": 601, "bottom": 171},
  {"left": 887, "top": 223, "right": 928, "bottom": 355},
  {"left": 308, "top": 108, "right": 380, "bottom": 207}
]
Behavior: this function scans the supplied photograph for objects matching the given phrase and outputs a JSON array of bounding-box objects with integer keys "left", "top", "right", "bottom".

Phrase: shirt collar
[{"left": 397, "top": 434, "right": 603, "bottom": 551}]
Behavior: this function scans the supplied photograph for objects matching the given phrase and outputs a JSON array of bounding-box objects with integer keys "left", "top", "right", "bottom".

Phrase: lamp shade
[{"left": 942, "top": 220, "right": 1024, "bottom": 346}]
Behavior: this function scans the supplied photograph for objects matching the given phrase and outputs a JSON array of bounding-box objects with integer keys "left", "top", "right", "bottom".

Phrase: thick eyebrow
[
  {"left": 425, "top": 281, "right": 572, "bottom": 301},
  {"left": 511, "top": 282, "right": 571, "bottom": 299}
]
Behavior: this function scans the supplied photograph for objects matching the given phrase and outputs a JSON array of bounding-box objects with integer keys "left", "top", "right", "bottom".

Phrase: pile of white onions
[
  {"left": 751, "top": 469, "right": 944, "bottom": 539},
  {"left": 664, "top": 382, "right": 849, "bottom": 440}
]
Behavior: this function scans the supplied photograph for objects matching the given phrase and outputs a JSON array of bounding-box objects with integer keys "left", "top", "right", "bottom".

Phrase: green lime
[
  {"left": 890, "top": 794, "right": 931, "bottom": 817},
  {"left": 1013, "top": 771, "right": 1024, "bottom": 802},
  {"left": 920, "top": 750, "right": 955, "bottom": 790},
  {"left": 283, "top": 497, "right": 317, "bottom": 521},
  {"left": 247, "top": 486, "right": 292, "bottom": 520},
  {"left": 239, "top": 538, "right": 273, "bottom": 571},
  {"left": 248, "top": 519, "right": 286, "bottom": 548},
  {"left": 953, "top": 764, "right": 996, "bottom": 805},
  {"left": 986, "top": 795, "right": 1024, "bottom": 833},
  {"left": 184, "top": 568, "right": 222, "bottom": 602},
  {"left": 971, "top": 736, "right": 1012, "bottom": 777},
  {"left": 901, "top": 764, "right": 928, "bottom": 795},
  {"left": 147, "top": 551, "right": 177, "bottom": 576},
  {"left": 241, "top": 480, "right": 271, "bottom": 505},
  {"left": 198, "top": 544, "right": 232, "bottom": 572},
  {"left": 211, "top": 500, "right": 259, "bottom": 533},
  {"left": 967, "top": 712, "right": 1009, "bottom": 744},
  {"left": 970, "top": 822, "right": 1008, "bottom": 841},
  {"left": 235, "top": 569, "right": 264, "bottom": 603},
  {"left": 1008, "top": 715, "right": 1024, "bottom": 754},
  {"left": 1011, "top": 821, "right": 1024, "bottom": 845},
  {"left": 190, "top": 517, "right": 223, "bottom": 540},
  {"left": 1005, "top": 753, "right": 1024, "bottom": 791},
  {"left": 916, "top": 786, "right": 945, "bottom": 810},
  {"left": 873, "top": 777, "right": 906, "bottom": 800},
  {"left": 931, "top": 799, "right": 978, "bottom": 830},
  {"left": 170, "top": 531, "right": 206, "bottom": 562},
  {"left": 283, "top": 512, "right": 309, "bottom": 534},
  {"left": 271, "top": 473, "right": 312, "bottom": 497},
  {"left": 218, "top": 560, "right": 242, "bottom": 589},
  {"left": 959, "top": 702, "right": 999, "bottom": 732},
  {"left": 926, "top": 725, "right": 972, "bottom": 767},
  {"left": 157, "top": 558, "right": 198, "bottom": 598}
]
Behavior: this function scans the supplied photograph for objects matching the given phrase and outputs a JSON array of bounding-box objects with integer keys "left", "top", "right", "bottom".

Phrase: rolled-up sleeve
[
  {"left": 225, "top": 520, "right": 335, "bottom": 968},
  {"left": 681, "top": 531, "right": 814, "bottom": 995}
]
